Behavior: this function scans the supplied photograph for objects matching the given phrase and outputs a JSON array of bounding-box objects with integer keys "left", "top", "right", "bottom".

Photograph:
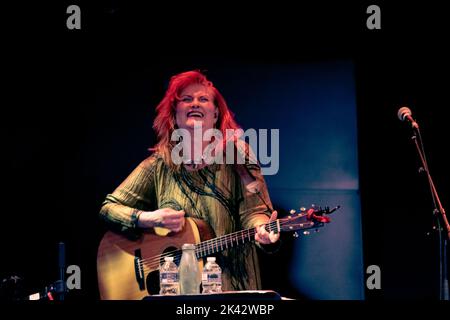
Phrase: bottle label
[
  {"left": 202, "top": 272, "right": 221, "bottom": 283},
  {"left": 161, "top": 272, "right": 179, "bottom": 283}
]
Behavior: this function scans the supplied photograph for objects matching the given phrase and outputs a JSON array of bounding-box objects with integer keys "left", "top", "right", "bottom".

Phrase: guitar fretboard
[{"left": 195, "top": 220, "right": 279, "bottom": 258}]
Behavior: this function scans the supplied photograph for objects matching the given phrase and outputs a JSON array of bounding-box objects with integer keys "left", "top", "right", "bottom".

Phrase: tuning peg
[
  {"left": 290, "top": 209, "right": 296, "bottom": 214},
  {"left": 303, "top": 231, "right": 310, "bottom": 235},
  {"left": 300, "top": 207, "right": 306, "bottom": 212},
  {"left": 293, "top": 232, "right": 299, "bottom": 238}
]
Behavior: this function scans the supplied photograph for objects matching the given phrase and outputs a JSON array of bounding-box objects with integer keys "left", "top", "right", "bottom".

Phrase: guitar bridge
[{"left": 134, "top": 249, "right": 146, "bottom": 291}]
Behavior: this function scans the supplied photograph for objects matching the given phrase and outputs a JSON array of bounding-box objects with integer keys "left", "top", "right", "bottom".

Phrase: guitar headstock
[{"left": 279, "top": 205, "right": 340, "bottom": 237}]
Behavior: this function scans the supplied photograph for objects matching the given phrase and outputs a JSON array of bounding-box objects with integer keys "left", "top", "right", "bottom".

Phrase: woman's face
[{"left": 175, "top": 84, "right": 218, "bottom": 131}]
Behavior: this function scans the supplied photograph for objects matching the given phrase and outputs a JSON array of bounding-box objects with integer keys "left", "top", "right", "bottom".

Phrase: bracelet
[{"left": 132, "top": 209, "right": 143, "bottom": 228}]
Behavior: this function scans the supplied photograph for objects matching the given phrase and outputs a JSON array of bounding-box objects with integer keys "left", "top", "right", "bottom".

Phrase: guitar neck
[{"left": 195, "top": 220, "right": 279, "bottom": 258}]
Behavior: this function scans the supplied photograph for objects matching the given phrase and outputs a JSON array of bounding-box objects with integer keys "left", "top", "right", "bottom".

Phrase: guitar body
[{"left": 97, "top": 218, "right": 215, "bottom": 300}]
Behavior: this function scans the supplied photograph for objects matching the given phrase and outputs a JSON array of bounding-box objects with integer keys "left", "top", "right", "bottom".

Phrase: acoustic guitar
[{"left": 96, "top": 206, "right": 337, "bottom": 300}]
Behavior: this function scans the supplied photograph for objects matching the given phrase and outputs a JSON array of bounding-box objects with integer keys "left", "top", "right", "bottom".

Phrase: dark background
[{"left": 2, "top": 1, "right": 449, "bottom": 301}]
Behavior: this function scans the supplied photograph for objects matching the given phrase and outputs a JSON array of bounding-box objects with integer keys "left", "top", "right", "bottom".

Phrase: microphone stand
[
  {"left": 54, "top": 242, "right": 66, "bottom": 301},
  {"left": 409, "top": 124, "right": 449, "bottom": 300}
]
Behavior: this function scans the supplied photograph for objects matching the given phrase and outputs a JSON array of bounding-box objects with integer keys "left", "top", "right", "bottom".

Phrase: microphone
[{"left": 398, "top": 106, "right": 419, "bottom": 129}]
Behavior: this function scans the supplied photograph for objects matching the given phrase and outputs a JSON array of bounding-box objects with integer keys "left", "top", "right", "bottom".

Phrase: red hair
[{"left": 151, "top": 70, "right": 240, "bottom": 168}]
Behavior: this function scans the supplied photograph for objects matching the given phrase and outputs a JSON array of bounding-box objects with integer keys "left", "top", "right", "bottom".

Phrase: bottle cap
[
  {"left": 206, "top": 257, "right": 216, "bottom": 262},
  {"left": 164, "top": 256, "right": 174, "bottom": 262},
  {"left": 182, "top": 243, "right": 195, "bottom": 250}
]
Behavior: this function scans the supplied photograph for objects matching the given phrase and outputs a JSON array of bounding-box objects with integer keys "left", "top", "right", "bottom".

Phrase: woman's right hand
[{"left": 137, "top": 208, "right": 185, "bottom": 232}]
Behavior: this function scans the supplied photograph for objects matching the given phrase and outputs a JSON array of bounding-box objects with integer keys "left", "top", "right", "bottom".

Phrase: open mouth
[{"left": 187, "top": 111, "right": 204, "bottom": 118}]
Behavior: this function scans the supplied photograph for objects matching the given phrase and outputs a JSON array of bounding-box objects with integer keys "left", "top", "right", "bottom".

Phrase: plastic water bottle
[
  {"left": 159, "top": 256, "right": 179, "bottom": 295},
  {"left": 202, "top": 257, "right": 222, "bottom": 294},
  {"left": 179, "top": 243, "right": 200, "bottom": 294}
]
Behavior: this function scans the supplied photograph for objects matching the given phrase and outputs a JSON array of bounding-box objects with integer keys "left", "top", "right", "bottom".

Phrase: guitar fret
[
  {"left": 196, "top": 224, "right": 279, "bottom": 259},
  {"left": 272, "top": 221, "right": 278, "bottom": 233}
]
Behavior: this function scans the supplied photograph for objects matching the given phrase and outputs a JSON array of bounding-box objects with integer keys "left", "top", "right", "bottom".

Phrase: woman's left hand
[{"left": 255, "top": 211, "right": 280, "bottom": 244}]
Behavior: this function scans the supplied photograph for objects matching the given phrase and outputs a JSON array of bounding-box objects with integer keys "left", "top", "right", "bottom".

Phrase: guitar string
[
  {"left": 137, "top": 215, "right": 313, "bottom": 268},
  {"left": 137, "top": 220, "right": 278, "bottom": 267},
  {"left": 136, "top": 216, "right": 314, "bottom": 271},
  {"left": 138, "top": 219, "right": 316, "bottom": 274},
  {"left": 139, "top": 228, "right": 260, "bottom": 273},
  {"left": 137, "top": 226, "right": 264, "bottom": 270}
]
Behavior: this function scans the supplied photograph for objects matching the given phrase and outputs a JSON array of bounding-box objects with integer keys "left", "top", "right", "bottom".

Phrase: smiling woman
[
  {"left": 98, "top": 70, "right": 280, "bottom": 299},
  {"left": 174, "top": 83, "right": 219, "bottom": 168},
  {"left": 152, "top": 71, "right": 241, "bottom": 170},
  {"left": 176, "top": 83, "right": 218, "bottom": 129}
]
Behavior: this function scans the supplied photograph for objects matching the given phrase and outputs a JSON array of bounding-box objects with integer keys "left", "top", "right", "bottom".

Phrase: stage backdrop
[{"left": 200, "top": 61, "right": 364, "bottom": 299}]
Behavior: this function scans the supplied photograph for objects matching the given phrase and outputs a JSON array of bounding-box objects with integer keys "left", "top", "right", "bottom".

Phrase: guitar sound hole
[{"left": 145, "top": 246, "right": 180, "bottom": 295}]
